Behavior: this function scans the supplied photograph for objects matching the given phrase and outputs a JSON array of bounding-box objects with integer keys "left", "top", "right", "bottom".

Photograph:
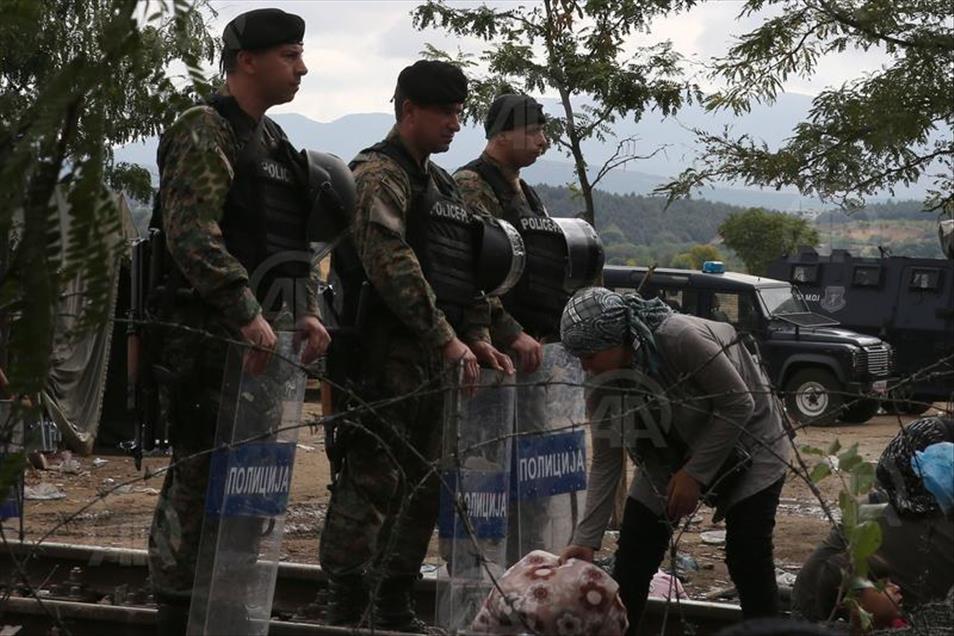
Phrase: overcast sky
[{"left": 204, "top": 0, "right": 891, "bottom": 123}]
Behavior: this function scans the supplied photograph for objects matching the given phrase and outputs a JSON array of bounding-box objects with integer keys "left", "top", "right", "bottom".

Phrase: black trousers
[{"left": 612, "top": 477, "right": 785, "bottom": 635}]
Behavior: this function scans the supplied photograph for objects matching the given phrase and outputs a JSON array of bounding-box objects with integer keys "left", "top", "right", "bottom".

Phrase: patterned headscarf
[{"left": 560, "top": 287, "right": 673, "bottom": 373}]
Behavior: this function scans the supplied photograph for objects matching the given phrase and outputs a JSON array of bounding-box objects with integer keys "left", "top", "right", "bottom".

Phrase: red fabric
[{"left": 471, "top": 550, "right": 629, "bottom": 635}]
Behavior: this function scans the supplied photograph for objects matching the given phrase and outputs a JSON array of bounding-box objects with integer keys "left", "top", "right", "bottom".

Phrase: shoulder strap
[
  {"left": 208, "top": 96, "right": 265, "bottom": 172},
  {"left": 459, "top": 156, "right": 516, "bottom": 211},
  {"left": 354, "top": 139, "right": 431, "bottom": 200},
  {"left": 429, "top": 162, "right": 462, "bottom": 201},
  {"left": 366, "top": 140, "right": 424, "bottom": 179},
  {"left": 152, "top": 101, "right": 262, "bottom": 229},
  {"left": 261, "top": 116, "right": 286, "bottom": 142},
  {"left": 520, "top": 180, "right": 547, "bottom": 216}
]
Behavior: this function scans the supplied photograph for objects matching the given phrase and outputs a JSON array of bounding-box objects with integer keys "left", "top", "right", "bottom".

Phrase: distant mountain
[
  {"left": 814, "top": 199, "right": 938, "bottom": 224},
  {"left": 114, "top": 92, "right": 934, "bottom": 209},
  {"left": 537, "top": 184, "right": 742, "bottom": 241}
]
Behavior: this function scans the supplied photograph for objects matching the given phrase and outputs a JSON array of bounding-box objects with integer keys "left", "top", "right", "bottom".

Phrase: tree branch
[
  {"left": 579, "top": 102, "right": 617, "bottom": 140},
  {"left": 849, "top": 147, "right": 952, "bottom": 193},
  {"left": 553, "top": 137, "right": 574, "bottom": 152},
  {"left": 591, "top": 136, "right": 668, "bottom": 188},
  {"left": 811, "top": 0, "right": 954, "bottom": 51}
]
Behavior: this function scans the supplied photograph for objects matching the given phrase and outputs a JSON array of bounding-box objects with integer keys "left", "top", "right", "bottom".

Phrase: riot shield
[
  {"left": 187, "top": 331, "right": 305, "bottom": 635},
  {"left": 436, "top": 368, "right": 515, "bottom": 633},
  {"left": 509, "top": 343, "right": 587, "bottom": 564}
]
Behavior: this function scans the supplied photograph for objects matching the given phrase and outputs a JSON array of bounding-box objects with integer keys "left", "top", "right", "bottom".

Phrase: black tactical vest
[
  {"left": 352, "top": 139, "right": 479, "bottom": 330},
  {"left": 460, "top": 156, "right": 569, "bottom": 338},
  {"left": 210, "top": 96, "right": 311, "bottom": 313}
]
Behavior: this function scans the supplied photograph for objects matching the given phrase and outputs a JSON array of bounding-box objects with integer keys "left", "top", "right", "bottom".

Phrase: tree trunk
[
  {"left": 556, "top": 85, "right": 596, "bottom": 226},
  {"left": 542, "top": 0, "right": 596, "bottom": 227}
]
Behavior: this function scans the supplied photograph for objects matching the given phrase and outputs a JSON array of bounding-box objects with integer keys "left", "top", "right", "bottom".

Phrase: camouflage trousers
[
  {"left": 319, "top": 337, "right": 446, "bottom": 581},
  {"left": 146, "top": 316, "right": 234, "bottom": 604}
]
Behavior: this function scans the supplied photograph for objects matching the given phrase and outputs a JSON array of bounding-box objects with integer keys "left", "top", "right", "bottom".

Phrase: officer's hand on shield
[
  {"left": 443, "top": 336, "right": 481, "bottom": 395},
  {"left": 240, "top": 313, "right": 278, "bottom": 375},
  {"left": 295, "top": 315, "right": 331, "bottom": 363},
  {"left": 507, "top": 331, "right": 542, "bottom": 374},
  {"left": 559, "top": 544, "right": 594, "bottom": 564},
  {"left": 469, "top": 340, "right": 515, "bottom": 376}
]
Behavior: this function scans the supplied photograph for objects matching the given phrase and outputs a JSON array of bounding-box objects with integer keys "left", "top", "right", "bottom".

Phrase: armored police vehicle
[
  {"left": 603, "top": 263, "right": 895, "bottom": 426},
  {"left": 768, "top": 244, "right": 953, "bottom": 413}
]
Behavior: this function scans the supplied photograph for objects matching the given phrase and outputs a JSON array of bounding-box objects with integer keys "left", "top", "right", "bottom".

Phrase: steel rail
[{"left": 2, "top": 541, "right": 744, "bottom": 634}]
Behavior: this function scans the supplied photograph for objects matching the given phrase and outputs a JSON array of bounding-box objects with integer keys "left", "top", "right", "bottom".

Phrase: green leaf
[
  {"left": 858, "top": 608, "right": 874, "bottom": 631},
  {"left": 800, "top": 444, "right": 825, "bottom": 456},
  {"left": 659, "top": 0, "right": 953, "bottom": 212},
  {"left": 839, "top": 490, "right": 859, "bottom": 529},
  {"left": 850, "top": 462, "right": 876, "bottom": 496},
  {"left": 850, "top": 520, "right": 882, "bottom": 562},
  {"left": 0, "top": 0, "right": 216, "bottom": 398},
  {"left": 810, "top": 462, "right": 831, "bottom": 483},
  {"left": 838, "top": 443, "right": 859, "bottom": 462},
  {"left": 838, "top": 444, "right": 863, "bottom": 473},
  {"left": 826, "top": 439, "right": 842, "bottom": 455}
]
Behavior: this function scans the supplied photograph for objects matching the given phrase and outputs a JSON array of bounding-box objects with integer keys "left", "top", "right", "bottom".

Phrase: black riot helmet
[
  {"left": 477, "top": 217, "right": 526, "bottom": 296},
  {"left": 552, "top": 218, "right": 605, "bottom": 293},
  {"left": 301, "top": 150, "right": 356, "bottom": 242}
]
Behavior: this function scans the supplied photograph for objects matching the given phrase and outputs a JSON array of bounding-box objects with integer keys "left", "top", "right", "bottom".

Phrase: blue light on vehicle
[{"left": 702, "top": 261, "right": 725, "bottom": 274}]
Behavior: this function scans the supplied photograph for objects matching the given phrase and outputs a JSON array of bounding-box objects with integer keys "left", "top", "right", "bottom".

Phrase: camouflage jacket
[
  {"left": 455, "top": 152, "right": 527, "bottom": 346},
  {"left": 157, "top": 97, "right": 320, "bottom": 329},
  {"left": 351, "top": 127, "right": 490, "bottom": 351}
]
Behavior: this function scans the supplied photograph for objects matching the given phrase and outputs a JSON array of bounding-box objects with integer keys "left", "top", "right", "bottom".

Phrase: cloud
[{"left": 210, "top": 0, "right": 893, "bottom": 122}]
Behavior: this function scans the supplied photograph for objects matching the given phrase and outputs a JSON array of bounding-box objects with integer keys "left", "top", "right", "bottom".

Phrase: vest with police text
[
  {"left": 356, "top": 139, "right": 479, "bottom": 331},
  {"left": 211, "top": 96, "right": 311, "bottom": 314},
  {"left": 460, "top": 156, "right": 568, "bottom": 338}
]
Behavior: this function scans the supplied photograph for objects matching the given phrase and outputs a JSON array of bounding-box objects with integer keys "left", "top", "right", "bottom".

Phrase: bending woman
[{"left": 558, "top": 287, "right": 791, "bottom": 634}]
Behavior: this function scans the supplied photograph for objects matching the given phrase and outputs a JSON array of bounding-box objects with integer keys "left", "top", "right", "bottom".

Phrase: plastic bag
[{"left": 912, "top": 442, "right": 954, "bottom": 513}]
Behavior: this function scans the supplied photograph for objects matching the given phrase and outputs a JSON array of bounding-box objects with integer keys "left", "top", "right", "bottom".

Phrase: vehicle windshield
[{"left": 758, "top": 286, "right": 809, "bottom": 316}]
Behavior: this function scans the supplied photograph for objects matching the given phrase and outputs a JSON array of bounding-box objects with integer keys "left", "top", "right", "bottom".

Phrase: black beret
[
  {"left": 395, "top": 60, "right": 468, "bottom": 107},
  {"left": 485, "top": 94, "right": 547, "bottom": 138},
  {"left": 222, "top": 8, "right": 304, "bottom": 52}
]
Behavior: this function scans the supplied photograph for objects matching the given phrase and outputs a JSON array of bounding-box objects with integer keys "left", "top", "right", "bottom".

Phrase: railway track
[{"left": 1, "top": 541, "right": 744, "bottom": 634}]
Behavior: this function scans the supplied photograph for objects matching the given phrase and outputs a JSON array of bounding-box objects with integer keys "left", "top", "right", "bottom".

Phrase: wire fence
[{"left": 1, "top": 316, "right": 951, "bottom": 635}]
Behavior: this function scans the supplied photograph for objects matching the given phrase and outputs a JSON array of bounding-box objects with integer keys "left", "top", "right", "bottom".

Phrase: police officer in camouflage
[
  {"left": 146, "top": 9, "right": 330, "bottom": 634},
  {"left": 318, "top": 60, "right": 514, "bottom": 632},
  {"left": 454, "top": 94, "right": 553, "bottom": 370},
  {"left": 456, "top": 95, "right": 604, "bottom": 563}
]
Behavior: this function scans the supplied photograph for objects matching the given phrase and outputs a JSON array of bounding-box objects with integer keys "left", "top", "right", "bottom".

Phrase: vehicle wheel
[
  {"left": 884, "top": 386, "right": 932, "bottom": 416},
  {"left": 839, "top": 398, "right": 881, "bottom": 424},
  {"left": 881, "top": 401, "right": 902, "bottom": 415},
  {"left": 784, "top": 368, "right": 845, "bottom": 426},
  {"left": 900, "top": 400, "right": 932, "bottom": 416}
]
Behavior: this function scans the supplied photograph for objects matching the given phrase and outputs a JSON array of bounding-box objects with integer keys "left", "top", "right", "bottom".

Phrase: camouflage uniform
[
  {"left": 455, "top": 156, "right": 528, "bottom": 348},
  {"left": 147, "top": 99, "right": 320, "bottom": 606},
  {"left": 319, "top": 127, "right": 490, "bottom": 585}
]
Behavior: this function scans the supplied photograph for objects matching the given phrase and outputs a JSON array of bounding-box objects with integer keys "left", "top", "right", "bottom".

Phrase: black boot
[
  {"left": 372, "top": 575, "right": 429, "bottom": 633},
  {"left": 325, "top": 574, "right": 369, "bottom": 626},
  {"left": 156, "top": 600, "right": 190, "bottom": 636}
]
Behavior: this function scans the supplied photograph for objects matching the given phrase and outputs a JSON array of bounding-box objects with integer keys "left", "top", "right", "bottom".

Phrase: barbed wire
[{"left": 0, "top": 314, "right": 951, "bottom": 634}]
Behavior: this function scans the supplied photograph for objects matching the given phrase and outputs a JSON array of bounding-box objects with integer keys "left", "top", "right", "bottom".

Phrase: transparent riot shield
[
  {"left": 509, "top": 343, "right": 587, "bottom": 564},
  {"left": 188, "top": 331, "right": 305, "bottom": 635},
  {"left": 436, "top": 369, "right": 515, "bottom": 633}
]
